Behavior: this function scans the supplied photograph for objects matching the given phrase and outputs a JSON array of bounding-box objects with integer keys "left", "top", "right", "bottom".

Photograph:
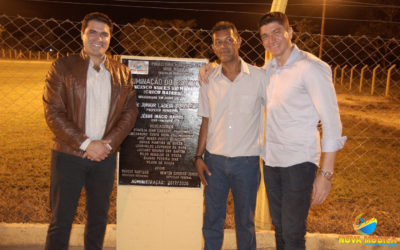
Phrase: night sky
[{"left": 1, "top": 0, "right": 399, "bottom": 36}]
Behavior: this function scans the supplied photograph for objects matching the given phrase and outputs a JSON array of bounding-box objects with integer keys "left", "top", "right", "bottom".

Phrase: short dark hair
[
  {"left": 259, "top": 12, "right": 290, "bottom": 30},
  {"left": 211, "top": 21, "right": 239, "bottom": 38},
  {"left": 81, "top": 12, "right": 113, "bottom": 34}
]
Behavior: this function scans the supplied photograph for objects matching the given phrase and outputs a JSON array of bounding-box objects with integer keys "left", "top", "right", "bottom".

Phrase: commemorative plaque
[{"left": 119, "top": 56, "right": 206, "bottom": 188}]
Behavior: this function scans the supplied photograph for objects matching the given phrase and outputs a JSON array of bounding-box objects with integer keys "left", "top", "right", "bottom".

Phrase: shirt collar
[
  {"left": 212, "top": 57, "right": 250, "bottom": 80},
  {"left": 88, "top": 56, "right": 107, "bottom": 71},
  {"left": 270, "top": 44, "right": 302, "bottom": 69},
  {"left": 80, "top": 50, "right": 108, "bottom": 71}
]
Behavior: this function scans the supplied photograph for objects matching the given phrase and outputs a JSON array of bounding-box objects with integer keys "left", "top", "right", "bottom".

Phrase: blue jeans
[
  {"left": 264, "top": 162, "right": 317, "bottom": 250},
  {"left": 45, "top": 150, "right": 116, "bottom": 250},
  {"left": 203, "top": 151, "right": 261, "bottom": 250}
]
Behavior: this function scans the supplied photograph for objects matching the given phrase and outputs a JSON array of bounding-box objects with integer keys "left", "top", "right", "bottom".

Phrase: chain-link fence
[{"left": 0, "top": 14, "right": 399, "bottom": 236}]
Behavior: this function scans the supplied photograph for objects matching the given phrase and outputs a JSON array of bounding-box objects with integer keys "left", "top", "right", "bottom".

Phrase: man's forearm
[
  {"left": 312, "top": 151, "right": 337, "bottom": 205},
  {"left": 195, "top": 117, "right": 208, "bottom": 156},
  {"left": 103, "top": 88, "right": 138, "bottom": 151},
  {"left": 194, "top": 117, "right": 210, "bottom": 185},
  {"left": 320, "top": 151, "right": 337, "bottom": 172}
]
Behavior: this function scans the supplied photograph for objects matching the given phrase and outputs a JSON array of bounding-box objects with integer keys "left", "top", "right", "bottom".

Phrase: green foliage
[
  {"left": 354, "top": 0, "right": 400, "bottom": 39},
  {"left": 292, "top": 18, "right": 320, "bottom": 35},
  {"left": 118, "top": 18, "right": 209, "bottom": 58}
]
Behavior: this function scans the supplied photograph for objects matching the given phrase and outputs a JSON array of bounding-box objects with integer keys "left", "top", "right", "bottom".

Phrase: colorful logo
[{"left": 353, "top": 213, "right": 378, "bottom": 235}]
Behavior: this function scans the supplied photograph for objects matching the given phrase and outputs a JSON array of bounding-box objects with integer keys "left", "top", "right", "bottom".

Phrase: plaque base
[{"left": 117, "top": 185, "right": 203, "bottom": 250}]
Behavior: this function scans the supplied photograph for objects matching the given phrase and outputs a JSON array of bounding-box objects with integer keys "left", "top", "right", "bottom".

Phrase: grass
[
  {"left": 0, "top": 60, "right": 399, "bottom": 237},
  {"left": 307, "top": 89, "right": 400, "bottom": 236}
]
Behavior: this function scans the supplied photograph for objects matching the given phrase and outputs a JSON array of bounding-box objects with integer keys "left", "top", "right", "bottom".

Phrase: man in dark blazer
[{"left": 43, "top": 12, "right": 138, "bottom": 250}]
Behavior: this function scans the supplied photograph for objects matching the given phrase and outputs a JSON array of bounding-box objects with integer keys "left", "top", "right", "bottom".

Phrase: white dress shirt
[
  {"left": 198, "top": 58, "right": 266, "bottom": 157},
  {"left": 80, "top": 59, "right": 111, "bottom": 151},
  {"left": 263, "top": 45, "right": 346, "bottom": 167}
]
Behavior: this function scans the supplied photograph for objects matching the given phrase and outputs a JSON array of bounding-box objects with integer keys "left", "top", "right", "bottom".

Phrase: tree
[
  {"left": 0, "top": 24, "right": 5, "bottom": 49},
  {"left": 291, "top": 18, "right": 320, "bottom": 56},
  {"left": 292, "top": 18, "right": 319, "bottom": 35},
  {"left": 0, "top": 24, "right": 4, "bottom": 37},
  {"left": 354, "top": 0, "right": 400, "bottom": 39},
  {"left": 119, "top": 18, "right": 209, "bottom": 58},
  {"left": 351, "top": 0, "right": 400, "bottom": 67}
]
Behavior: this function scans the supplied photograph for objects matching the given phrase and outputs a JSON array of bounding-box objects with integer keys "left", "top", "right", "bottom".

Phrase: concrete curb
[
  {"left": 0, "top": 223, "right": 398, "bottom": 249},
  {"left": 0, "top": 223, "right": 116, "bottom": 247}
]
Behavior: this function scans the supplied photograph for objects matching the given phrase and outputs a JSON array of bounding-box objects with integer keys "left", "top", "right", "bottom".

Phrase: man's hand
[
  {"left": 311, "top": 174, "right": 332, "bottom": 205},
  {"left": 198, "top": 61, "right": 218, "bottom": 85},
  {"left": 194, "top": 159, "right": 211, "bottom": 186},
  {"left": 312, "top": 151, "right": 337, "bottom": 205},
  {"left": 83, "top": 140, "right": 112, "bottom": 162}
]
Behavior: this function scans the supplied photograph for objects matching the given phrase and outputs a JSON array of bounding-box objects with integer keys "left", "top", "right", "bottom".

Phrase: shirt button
[{"left": 229, "top": 126, "right": 232, "bottom": 129}]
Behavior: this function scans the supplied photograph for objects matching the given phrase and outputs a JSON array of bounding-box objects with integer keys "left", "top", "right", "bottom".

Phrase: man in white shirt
[
  {"left": 259, "top": 12, "right": 346, "bottom": 250},
  {"left": 199, "top": 12, "right": 346, "bottom": 250},
  {"left": 194, "top": 21, "right": 265, "bottom": 250}
]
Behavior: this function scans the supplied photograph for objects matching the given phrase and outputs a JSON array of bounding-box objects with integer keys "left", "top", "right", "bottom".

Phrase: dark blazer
[{"left": 43, "top": 51, "right": 138, "bottom": 157}]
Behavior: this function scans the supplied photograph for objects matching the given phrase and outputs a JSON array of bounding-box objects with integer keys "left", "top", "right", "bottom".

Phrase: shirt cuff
[
  {"left": 79, "top": 138, "right": 92, "bottom": 151},
  {"left": 197, "top": 110, "right": 209, "bottom": 117},
  {"left": 322, "top": 136, "right": 347, "bottom": 152},
  {"left": 105, "top": 143, "right": 112, "bottom": 152}
]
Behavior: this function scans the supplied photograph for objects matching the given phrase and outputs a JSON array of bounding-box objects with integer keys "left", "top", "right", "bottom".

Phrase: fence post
[
  {"left": 349, "top": 65, "right": 357, "bottom": 90},
  {"left": 340, "top": 65, "right": 348, "bottom": 86},
  {"left": 359, "top": 65, "right": 368, "bottom": 93},
  {"left": 14, "top": 49, "right": 17, "bottom": 59},
  {"left": 37, "top": 51, "right": 40, "bottom": 60},
  {"left": 371, "top": 64, "right": 380, "bottom": 95},
  {"left": 385, "top": 64, "right": 396, "bottom": 97},
  {"left": 47, "top": 52, "right": 50, "bottom": 61},
  {"left": 29, "top": 50, "right": 32, "bottom": 60},
  {"left": 333, "top": 65, "right": 340, "bottom": 85},
  {"left": 8, "top": 49, "right": 12, "bottom": 59}
]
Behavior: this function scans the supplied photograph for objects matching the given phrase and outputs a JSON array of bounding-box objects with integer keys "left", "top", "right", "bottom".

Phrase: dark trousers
[
  {"left": 203, "top": 151, "right": 261, "bottom": 250},
  {"left": 264, "top": 162, "right": 317, "bottom": 250},
  {"left": 45, "top": 150, "right": 116, "bottom": 250}
]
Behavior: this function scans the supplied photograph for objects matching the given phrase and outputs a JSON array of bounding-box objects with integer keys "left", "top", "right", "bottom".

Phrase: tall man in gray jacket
[{"left": 43, "top": 12, "right": 138, "bottom": 250}]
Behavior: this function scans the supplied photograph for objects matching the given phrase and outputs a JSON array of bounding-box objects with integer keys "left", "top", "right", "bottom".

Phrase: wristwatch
[
  {"left": 192, "top": 155, "right": 203, "bottom": 164},
  {"left": 319, "top": 169, "right": 334, "bottom": 181}
]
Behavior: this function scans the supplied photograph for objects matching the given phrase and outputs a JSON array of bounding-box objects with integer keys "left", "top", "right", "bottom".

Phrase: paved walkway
[
  {"left": 0, "top": 247, "right": 115, "bottom": 250},
  {"left": 2, "top": 246, "right": 275, "bottom": 250},
  {"left": 1, "top": 224, "right": 398, "bottom": 250}
]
